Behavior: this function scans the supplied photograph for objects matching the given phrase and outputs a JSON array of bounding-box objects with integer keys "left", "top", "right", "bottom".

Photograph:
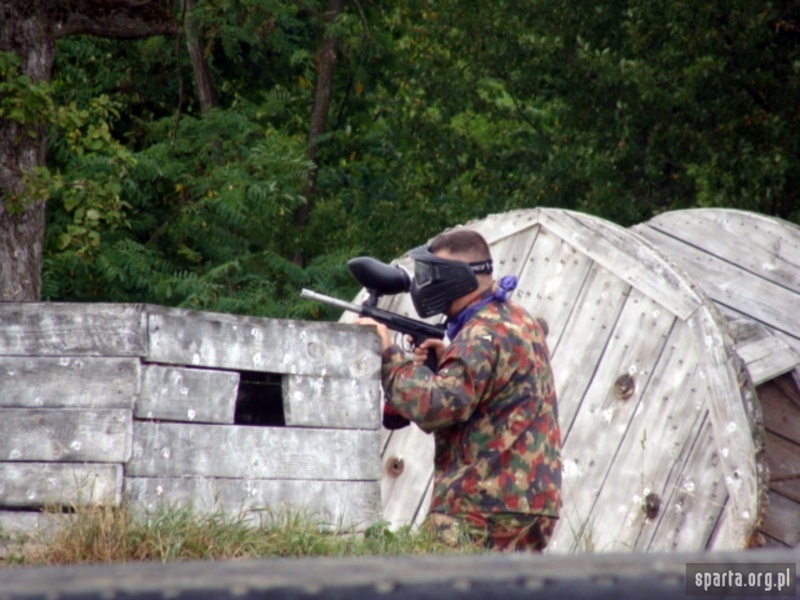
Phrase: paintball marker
[
  {"left": 301, "top": 257, "right": 445, "bottom": 368},
  {"left": 301, "top": 257, "right": 446, "bottom": 430}
]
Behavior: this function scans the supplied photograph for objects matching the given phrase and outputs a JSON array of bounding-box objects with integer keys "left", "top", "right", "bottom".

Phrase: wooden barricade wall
[
  {"left": 634, "top": 208, "right": 800, "bottom": 549},
  {"left": 0, "top": 303, "right": 383, "bottom": 536}
]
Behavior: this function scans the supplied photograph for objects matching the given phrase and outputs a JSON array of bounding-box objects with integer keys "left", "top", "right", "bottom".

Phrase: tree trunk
[
  {"left": 183, "top": 0, "right": 217, "bottom": 115},
  {"left": 292, "top": 0, "right": 345, "bottom": 266},
  {"left": 0, "top": 4, "right": 54, "bottom": 300},
  {"left": 0, "top": 1, "right": 177, "bottom": 300}
]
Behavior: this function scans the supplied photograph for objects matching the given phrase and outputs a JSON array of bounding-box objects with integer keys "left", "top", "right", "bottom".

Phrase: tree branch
[{"left": 53, "top": 0, "right": 178, "bottom": 39}]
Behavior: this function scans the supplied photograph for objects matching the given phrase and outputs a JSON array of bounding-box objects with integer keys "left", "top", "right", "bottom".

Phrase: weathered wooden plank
[
  {"left": 734, "top": 331, "right": 800, "bottom": 386},
  {"left": 550, "top": 290, "right": 677, "bottom": 552},
  {"left": 719, "top": 310, "right": 800, "bottom": 361},
  {"left": 759, "top": 491, "right": 800, "bottom": 547},
  {"left": 0, "top": 409, "right": 132, "bottom": 463},
  {"left": 413, "top": 474, "right": 434, "bottom": 528},
  {"left": 705, "top": 499, "right": 739, "bottom": 551},
  {"left": 639, "top": 209, "right": 800, "bottom": 293},
  {"left": 727, "top": 318, "right": 772, "bottom": 346},
  {"left": 724, "top": 311, "right": 800, "bottom": 363},
  {"left": 137, "top": 365, "right": 239, "bottom": 424},
  {"left": 124, "top": 477, "right": 382, "bottom": 531},
  {"left": 737, "top": 338, "right": 799, "bottom": 386},
  {"left": 283, "top": 375, "right": 380, "bottom": 430},
  {"left": 147, "top": 308, "right": 381, "bottom": 379},
  {"left": 758, "top": 378, "right": 800, "bottom": 446},
  {"left": 718, "top": 305, "right": 759, "bottom": 330},
  {"left": 579, "top": 325, "right": 707, "bottom": 553},
  {"left": 733, "top": 328, "right": 794, "bottom": 364},
  {"left": 478, "top": 223, "right": 539, "bottom": 280},
  {"left": 690, "top": 305, "right": 765, "bottom": 548},
  {"left": 775, "top": 369, "right": 800, "bottom": 408},
  {"left": 636, "top": 226, "right": 800, "bottom": 341},
  {"left": 513, "top": 226, "right": 596, "bottom": 355},
  {"left": 764, "top": 431, "right": 800, "bottom": 503},
  {"left": 0, "top": 357, "right": 139, "bottom": 409},
  {"left": 463, "top": 208, "right": 543, "bottom": 245},
  {"left": 0, "top": 511, "right": 71, "bottom": 541},
  {"left": 0, "top": 303, "right": 146, "bottom": 356},
  {"left": 128, "top": 422, "right": 381, "bottom": 480},
  {"left": 0, "top": 463, "right": 122, "bottom": 507},
  {"left": 541, "top": 210, "right": 702, "bottom": 320},
  {"left": 548, "top": 265, "right": 631, "bottom": 436},
  {"left": 643, "top": 417, "right": 728, "bottom": 551},
  {"left": 380, "top": 425, "right": 435, "bottom": 529}
]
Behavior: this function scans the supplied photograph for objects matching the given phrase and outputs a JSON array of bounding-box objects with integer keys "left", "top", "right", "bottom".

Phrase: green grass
[{"left": 0, "top": 505, "right": 480, "bottom": 567}]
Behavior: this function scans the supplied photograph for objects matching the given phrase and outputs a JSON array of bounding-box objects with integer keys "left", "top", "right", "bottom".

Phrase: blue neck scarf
[{"left": 445, "top": 275, "right": 518, "bottom": 340}]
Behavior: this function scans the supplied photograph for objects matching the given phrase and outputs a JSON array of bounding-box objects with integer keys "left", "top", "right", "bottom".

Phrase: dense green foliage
[{"left": 21, "top": 0, "right": 800, "bottom": 315}]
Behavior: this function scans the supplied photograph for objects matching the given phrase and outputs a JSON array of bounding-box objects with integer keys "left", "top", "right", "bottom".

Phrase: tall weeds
[{"left": 1, "top": 505, "right": 476, "bottom": 567}]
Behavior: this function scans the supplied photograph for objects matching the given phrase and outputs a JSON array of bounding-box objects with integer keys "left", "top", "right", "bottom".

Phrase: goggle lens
[{"left": 414, "top": 261, "right": 434, "bottom": 287}]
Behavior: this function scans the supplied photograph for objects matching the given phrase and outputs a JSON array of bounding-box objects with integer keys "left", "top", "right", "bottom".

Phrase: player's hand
[
  {"left": 355, "top": 317, "right": 392, "bottom": 351},
  {"left": 410, "top": 337, "right": 446, "bottom": 366}
]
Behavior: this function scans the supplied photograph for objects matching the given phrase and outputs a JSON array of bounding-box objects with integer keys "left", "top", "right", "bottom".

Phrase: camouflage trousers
[{"left": 424, "top": 511, "right": 557, "bottom": 553}]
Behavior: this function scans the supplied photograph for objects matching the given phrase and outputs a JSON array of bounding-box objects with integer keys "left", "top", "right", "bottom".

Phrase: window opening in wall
[{"left": 234, "top": 371, "right": 285, "bottom": 426}]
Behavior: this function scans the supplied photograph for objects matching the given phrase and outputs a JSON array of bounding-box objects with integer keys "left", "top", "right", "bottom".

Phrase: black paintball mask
[{"left": 408, "top": 245, "right": 493, "bottom": 318}]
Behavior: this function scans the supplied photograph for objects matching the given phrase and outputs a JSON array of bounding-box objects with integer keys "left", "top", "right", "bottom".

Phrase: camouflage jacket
[{"left": 381, "top": 296, "right": 562, "bottom": 518}]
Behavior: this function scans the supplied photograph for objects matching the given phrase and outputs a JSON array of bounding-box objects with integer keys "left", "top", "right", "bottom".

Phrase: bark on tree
[
  {"left": 183, "top": 0, "right": 217, "bottom": 115},
  {"left": 292, "top": 0, "right": 345, "bottom": 266},
  {"left": 0, "top": 5, "right": 52, "bottom": 301},
  {"left": 0, "top": 0, "right": 177, "bottom": 301}
]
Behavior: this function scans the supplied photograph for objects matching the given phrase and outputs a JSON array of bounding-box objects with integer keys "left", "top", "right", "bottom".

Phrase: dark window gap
[{"left": 234, "top": 371, "right": 285, "bottom": 426}]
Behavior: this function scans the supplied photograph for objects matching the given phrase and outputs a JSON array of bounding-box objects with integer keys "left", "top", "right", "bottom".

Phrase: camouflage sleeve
[{"left": 381, "top": 325, "right": 497, "bottom": 433}]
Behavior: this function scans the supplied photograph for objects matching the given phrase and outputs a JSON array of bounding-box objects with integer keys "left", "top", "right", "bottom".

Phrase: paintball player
[{"left": 357, "top": 229, "right": 562, "bottom": 552}]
